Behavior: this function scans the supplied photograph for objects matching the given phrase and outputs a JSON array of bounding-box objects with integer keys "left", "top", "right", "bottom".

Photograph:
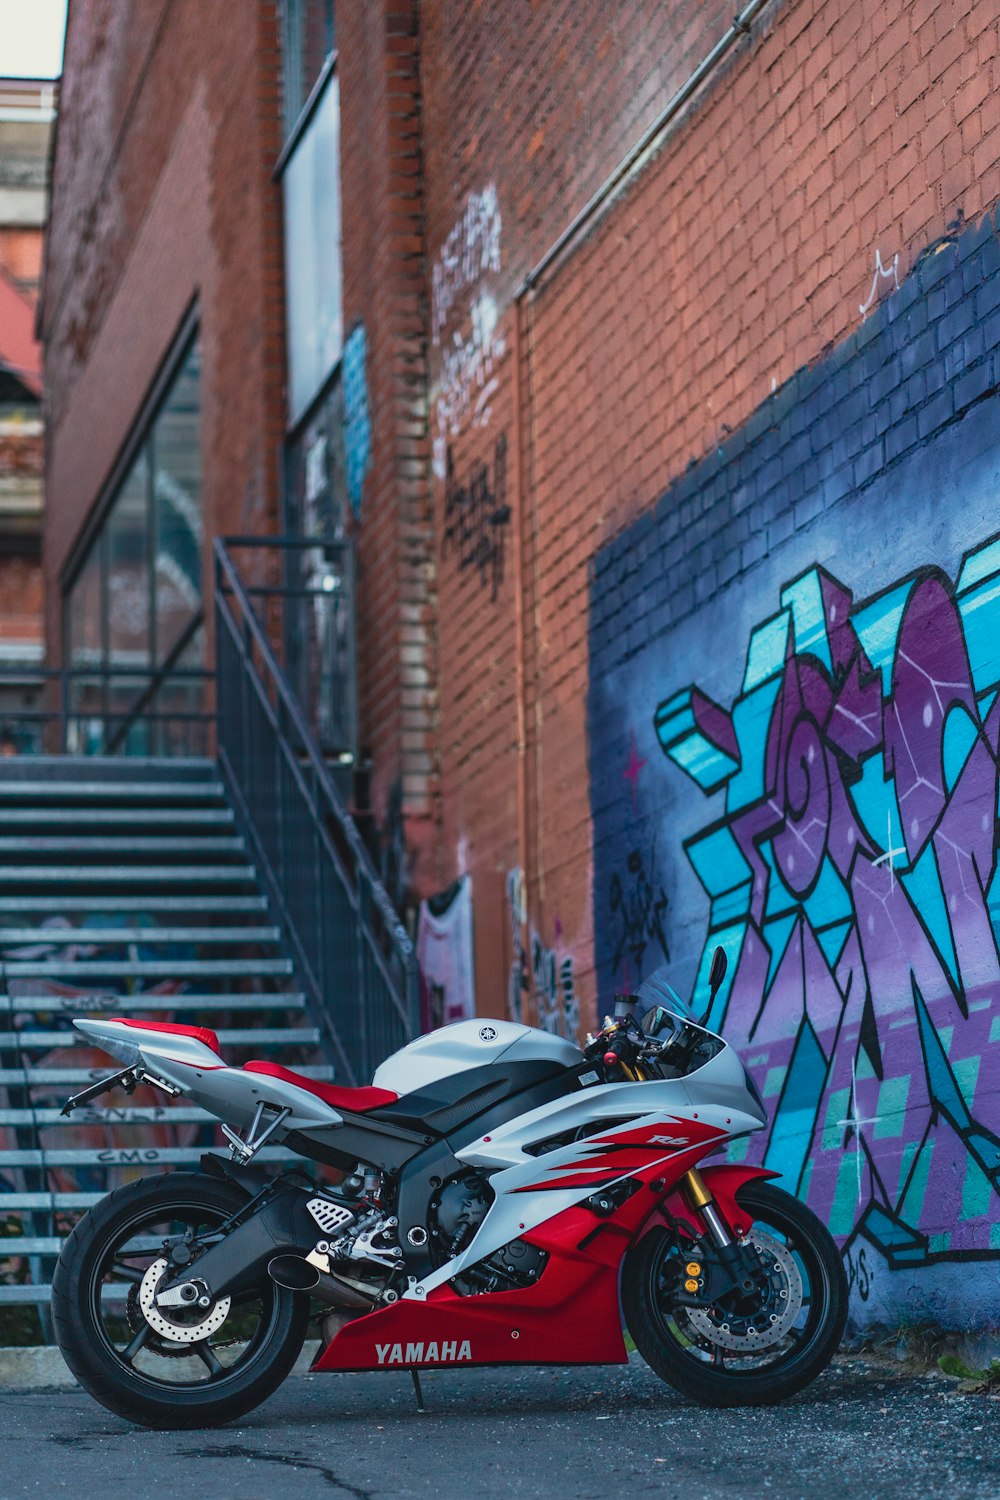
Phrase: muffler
[{"left": 267, "top": 1253, "right": 374, "bottom": 1311}]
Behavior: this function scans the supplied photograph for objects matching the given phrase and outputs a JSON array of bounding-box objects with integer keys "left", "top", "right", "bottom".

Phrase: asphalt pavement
[{"left": 2, "top": 1353, "right": 998, "bottom": 1500}]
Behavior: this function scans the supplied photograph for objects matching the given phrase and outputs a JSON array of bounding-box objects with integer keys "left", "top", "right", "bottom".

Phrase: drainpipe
[{"left": 518, "top": 0, "right": 777, "bottom": 298}]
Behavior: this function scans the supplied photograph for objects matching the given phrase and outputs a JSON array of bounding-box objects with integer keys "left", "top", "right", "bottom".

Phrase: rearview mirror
[
  {"left": 697, "top": 946, "right": 728, "bottom": 1027},
  {"left": 709, "top": 945, "right": 727, "bottom": 998}
]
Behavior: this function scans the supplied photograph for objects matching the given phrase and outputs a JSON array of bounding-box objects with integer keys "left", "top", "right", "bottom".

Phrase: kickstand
[{"left": 409, "top": 1368, "right": 426, "bottom": 1413}]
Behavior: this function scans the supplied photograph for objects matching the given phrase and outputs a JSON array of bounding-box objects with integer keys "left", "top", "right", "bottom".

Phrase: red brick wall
[
  {"left": 416, "top": 0, "right": 743, "bottom": 1013},
  {"left": 40, "top": 0, "right": 287, "bottom": 656},
  {"left": 415, "top": 0, "right": 1000, "bottom": 1026},
  {"left": 338, "top": 1, "right": 437, "bottom": 890}
]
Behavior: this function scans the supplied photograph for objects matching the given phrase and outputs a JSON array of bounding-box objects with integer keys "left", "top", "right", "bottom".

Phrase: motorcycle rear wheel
[
  {"left": 52, "top": 1171, "right": 310, "bottom": 1429},
  {"left": 623, "top": 1181, "right": 847, "bottom": 1407}
]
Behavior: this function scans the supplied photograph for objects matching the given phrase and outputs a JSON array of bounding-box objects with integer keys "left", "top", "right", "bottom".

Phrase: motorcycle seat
[{"left": 242, "top": 1060, "right": 398, "bottom": 1113}]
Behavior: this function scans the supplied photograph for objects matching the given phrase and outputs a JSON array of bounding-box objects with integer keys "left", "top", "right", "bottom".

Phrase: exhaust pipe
[{"left": 267, "top": 1254, "right": 374, "bottom": 1311}]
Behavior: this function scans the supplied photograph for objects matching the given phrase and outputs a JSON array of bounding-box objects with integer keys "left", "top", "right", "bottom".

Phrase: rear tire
[
  {"left": 623, "top": 1181, "right": 847, "bottom": 1407},
  {"left": 52, "top": 1172, "right": 310, "bottom": 1429}
]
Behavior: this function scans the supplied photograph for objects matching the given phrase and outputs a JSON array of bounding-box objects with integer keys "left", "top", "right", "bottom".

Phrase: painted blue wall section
[{"left": 588, "top": 210, "right": 1000, "bottom": 1329}]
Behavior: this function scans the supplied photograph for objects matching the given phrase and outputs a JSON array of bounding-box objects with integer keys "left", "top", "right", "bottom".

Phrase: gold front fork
[{"left": 681, "top": 1167, "right": 715, "bottom": 1210}]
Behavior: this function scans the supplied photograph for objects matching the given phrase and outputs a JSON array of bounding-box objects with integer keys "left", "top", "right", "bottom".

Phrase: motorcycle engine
[
  {"left": 429, "top": 1170, "right": 547, "bottom": 1295},
  {"left": 429, "top": 1171, "right": 491, "bottom": 1259}
]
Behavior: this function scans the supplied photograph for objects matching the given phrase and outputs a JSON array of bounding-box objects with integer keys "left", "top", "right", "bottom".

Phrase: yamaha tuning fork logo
[{"left": 479, "top": 1025, "right": 498, "bottom": 1041}]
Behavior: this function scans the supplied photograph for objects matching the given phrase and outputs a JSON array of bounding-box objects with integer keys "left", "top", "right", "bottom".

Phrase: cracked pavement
[{"left": 4, "top": 1354, "right": 1000, "bottom": 1499}]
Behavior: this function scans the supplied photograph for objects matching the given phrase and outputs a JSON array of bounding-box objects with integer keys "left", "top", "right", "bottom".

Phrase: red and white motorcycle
[{"left": 53, "top": 952, "right": 847, "bottom": 1428}]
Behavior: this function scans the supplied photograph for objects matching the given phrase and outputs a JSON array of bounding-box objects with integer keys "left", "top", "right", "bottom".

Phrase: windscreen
[{"left": 635, "top": 965, "right": 696, "bottom": 1030}]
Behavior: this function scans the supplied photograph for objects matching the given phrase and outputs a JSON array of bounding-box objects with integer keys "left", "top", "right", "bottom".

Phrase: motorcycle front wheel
[
  {"left": 52, "top": 1171, "right": 310, "bottom": 1429},
  {"left": 623, "top": 1181, "right": 848, "bottom": 1407}
]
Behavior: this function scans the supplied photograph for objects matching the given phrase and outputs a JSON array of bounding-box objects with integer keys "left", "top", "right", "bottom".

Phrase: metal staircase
[
  {"left": 0, "top": 539, "right": 420, "bottom": 1329},
  {"left": 0, "top": 756, "right": 331, "bottom": 1314}
]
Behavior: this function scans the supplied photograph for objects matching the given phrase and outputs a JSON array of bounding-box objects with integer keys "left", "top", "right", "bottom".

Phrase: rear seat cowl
[
  {"left": 243, "top": 1060, "right": 397, "bottom": 1113},
  {"left": 108, "top": 1018, "right": 221, "bottom": 1054}
]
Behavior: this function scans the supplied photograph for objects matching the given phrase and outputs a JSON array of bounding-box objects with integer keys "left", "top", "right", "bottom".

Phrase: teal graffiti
[{"left": 342, "top": 323, "right": 371, "bottom": 513}]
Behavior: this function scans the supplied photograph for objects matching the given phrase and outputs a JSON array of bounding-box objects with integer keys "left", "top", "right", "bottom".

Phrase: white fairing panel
[
  {"left": 372, "top": 1019, "right": 581, "bottom": 1095},
  {"left": 404, "top": 1071, "right": 767, "bottom": 1300}
]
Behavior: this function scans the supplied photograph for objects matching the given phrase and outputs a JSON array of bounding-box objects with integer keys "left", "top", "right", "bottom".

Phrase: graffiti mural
[
  {"left": 441, "top": 433, "right": 510, "bottom": 599},
  {"left": 608, "top": 846, "right": 670, "bottom": 991},
  {"left": 656, "top": 547, "right": 1000, "bottom": 1275},
  {"left": 503, "top": 867, "right": 579, "bottom": 1038},
  {"left": 587, "top": 213, "right": 1000, "bottom": 1323},
  {"left": 430, "top": 184, "right": 505, "bottom": 485},
  {"left": 431, "top": 183, "right": 502, "bottom": 344},
  {"left": 341, "top": 322, "right": 371, "bottom": 513},
  {"left": 531, "top": 932, "right": 580, "bottom": 1040},
  {"left": 506, "top": 866, "right": 528, "bottom": 1025}
]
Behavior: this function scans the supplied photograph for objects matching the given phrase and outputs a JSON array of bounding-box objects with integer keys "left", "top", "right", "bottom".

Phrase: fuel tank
[{"left": 372, "top": 1019, "right": 581, "bottom": 1096}]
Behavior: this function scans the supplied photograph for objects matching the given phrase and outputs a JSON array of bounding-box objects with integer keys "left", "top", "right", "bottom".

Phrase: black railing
[
  {"left": 214, "top": 537, "right": 419, "bottom": 1084},
  {"left": 0, "top": 658, "right": 214, "bottom": 757}
]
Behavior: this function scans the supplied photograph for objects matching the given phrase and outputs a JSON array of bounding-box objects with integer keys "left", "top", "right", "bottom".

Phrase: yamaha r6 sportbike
[{"left": 52, "top": 952, "right": 847, "bottom": 1428}]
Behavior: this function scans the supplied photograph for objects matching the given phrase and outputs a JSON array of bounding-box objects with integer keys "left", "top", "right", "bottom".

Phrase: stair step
[
  {"left": 3, "top": 958, "right": 292, "bottom": 980},
  {"left": 0, "top": 755, "right": 216, "bottom": 780},
  {"left": 0, "top": 1065, "right": 334, "bottom": 1085},
  {"left": 0, "top": 837, "right": 245, "bottom": 856},
  {"left": 0, "top": 1146, "right": 299, "bottom": 1168},
  {"left": 0, "top": 1282, "right": 136, "bottom": 1304},
  {"left": 0, "top": 1026, "right": 321, "bottom": 1049},
  {"left": 0, "top": 992, "right": 306, "bottom": 1015},
  {"left": 0, "top": 895, "right": 269, "bottom": 913},
  {"left": 0, "top": 1192, "right": 106, "bottom": 1209},
  {"left": 0, "top": 1105, "right": 216, "bottom": 1126},
  {"left": 0, "top": 781, "right": 225, "bottom": 802},
  {"left": 0, "top": 808, "right": 235, "bottom": 827},
  {"left": 0, "top": 865, "right": 258, "bottom": 885},
  {"left": 0, "top": 926, "right": 280, "bottom": 946},
  {"left": 0, "top": 1236, "right": 169, "bottom": 1256}
]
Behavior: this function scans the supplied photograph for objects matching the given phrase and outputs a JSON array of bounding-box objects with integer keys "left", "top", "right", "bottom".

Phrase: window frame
[
  {"left": 61, "top": 310, "right": 203, "bottom": 735},
  {"left": 276, "top": 0, "right": 337, "bottom": 160}
]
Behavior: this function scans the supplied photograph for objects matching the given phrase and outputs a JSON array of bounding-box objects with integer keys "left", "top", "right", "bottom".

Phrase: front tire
[
  {"left": 623, "top": 1182, "right": 848, "bottom": 1407},
  {"left": 52, "top": 1172, "right": 310, "bottom": 1429}
]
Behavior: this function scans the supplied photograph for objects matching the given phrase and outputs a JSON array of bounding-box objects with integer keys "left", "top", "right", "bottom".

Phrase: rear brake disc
[{"left": 135, "top": 1257, "right": 232, "bottom": 1346}]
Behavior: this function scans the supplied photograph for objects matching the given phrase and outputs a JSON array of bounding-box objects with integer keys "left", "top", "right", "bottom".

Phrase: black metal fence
[{"left": 213, "top": 537, "right": 419, "bottom": 1084}]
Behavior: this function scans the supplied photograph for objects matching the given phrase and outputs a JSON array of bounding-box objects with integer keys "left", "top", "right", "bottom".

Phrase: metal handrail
[
  {"left": 213, "top": 537, "right": 419, "bottom": 1084},
  {"left": 0, "top": 656, "right": 214, "bottom": 757}
]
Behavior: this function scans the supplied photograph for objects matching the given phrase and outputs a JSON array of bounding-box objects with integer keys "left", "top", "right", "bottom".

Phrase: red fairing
[
  {"left": 314, "top": 1145, "right": 766, "bottom": 1374},
  {"left": 109, "top": 1018, "right": 221, "bottom": 1054},
  {"left": 314, "top": 1219, "right": 628, "bottom": 1373},
  {"left": 242, "top": 1061, "right": 398, "bottom": 1113}
]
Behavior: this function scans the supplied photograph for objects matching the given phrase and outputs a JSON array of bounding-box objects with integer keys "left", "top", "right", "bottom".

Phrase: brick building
[
  {"left": 0, "top": 77, "right": 54, "bottom": 737},
  {"left": 41, "top": 0, "right": 1000, "bottom": 1324}
]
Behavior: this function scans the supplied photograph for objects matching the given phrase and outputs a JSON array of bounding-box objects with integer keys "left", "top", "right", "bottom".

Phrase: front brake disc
[{"left": 685, "top": 1229, "right": 803, "bottom": 1353}]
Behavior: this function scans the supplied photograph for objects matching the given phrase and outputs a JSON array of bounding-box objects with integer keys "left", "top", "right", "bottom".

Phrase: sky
[{"left": 0, "top": 0, "right": 68, "bottom": 80}]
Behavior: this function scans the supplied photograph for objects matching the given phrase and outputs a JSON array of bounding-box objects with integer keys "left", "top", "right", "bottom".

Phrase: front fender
[{"left": 655, "top": 1165, "right": 782, "bottom": 1241}]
